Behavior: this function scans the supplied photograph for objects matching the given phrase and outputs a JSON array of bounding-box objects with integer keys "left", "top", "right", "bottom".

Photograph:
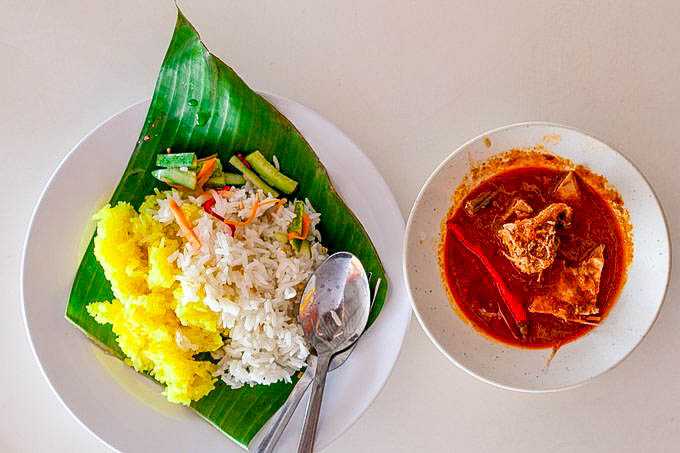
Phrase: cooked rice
[{"left": 155, "top": 183, "right": 327, "bottom": 388}]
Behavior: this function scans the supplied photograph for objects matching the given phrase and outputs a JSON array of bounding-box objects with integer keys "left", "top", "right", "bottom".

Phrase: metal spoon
[
  {"left": 248, "top": 347, "right": 352, "bottom": 453},
  {"left": 297, "top": 252, "right": 371, "bottom": 453},
  {"left": 248, "top": 271, "right": 378, "bottom": 453}
]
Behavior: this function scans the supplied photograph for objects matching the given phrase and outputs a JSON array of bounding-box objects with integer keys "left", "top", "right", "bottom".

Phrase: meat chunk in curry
[
  {"left": 501, "top": 198, "right": 534, "bottom": 222},
  {"left": 529, "top": 245, "right": 605, "bottom": 322},
  {"left": 554, "top": 171, "right": 580, "bottom": 201},
  {"left": 497, "top": 203, "right": 573, "bottom": 275}
]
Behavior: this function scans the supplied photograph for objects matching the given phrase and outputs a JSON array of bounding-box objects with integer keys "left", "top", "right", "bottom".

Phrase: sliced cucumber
[
  {"left": 288, "top": 200, "right": 305, "bottom": 235},
  {"left": 289, "top": 238, "right": 302, "bottom": 253},
  {"left": 204, "top": 172, "right": 246, "bottom": 187},
  {"left": 228, "top": 155, "right": 280, "bottom": 197},
  {"left": 152, "top": 168, "right": 197, "bottom": 190},
  {"left": 156, "top": 153, "right": 197, "bottom": 169},
  {"left": 298, "top": 240, "right": 311, "bottom": 259},
  {"left": 245, "top": 151, "right": 298, "bottom": 194}
]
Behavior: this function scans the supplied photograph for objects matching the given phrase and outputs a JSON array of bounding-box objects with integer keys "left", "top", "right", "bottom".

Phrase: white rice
[{"left": 154, "top": 183, "right": 327, "bottom": 388}]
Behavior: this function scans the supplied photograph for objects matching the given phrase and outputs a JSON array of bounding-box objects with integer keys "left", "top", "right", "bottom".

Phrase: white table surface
[{"left": 3, "top": 1, "right": 678, "bottom": 452}]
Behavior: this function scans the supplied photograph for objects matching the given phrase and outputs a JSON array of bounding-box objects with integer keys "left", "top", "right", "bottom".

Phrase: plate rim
[
  {"left": 21, "top": 98, "right": 151, "bottom": 451},
  {"left": 403, "top": 120, "right": 673, "bottom": 393},
  {"left": 21, "top": 94, "right": 411, "bottom": 451}
]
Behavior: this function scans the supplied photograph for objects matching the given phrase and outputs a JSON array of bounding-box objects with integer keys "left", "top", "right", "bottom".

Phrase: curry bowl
[{"left": 404, "top": 122, "right": 670, "bottom": 392}]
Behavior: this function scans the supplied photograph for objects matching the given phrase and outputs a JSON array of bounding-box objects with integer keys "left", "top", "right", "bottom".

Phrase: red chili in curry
[{"left": 442, "top": 166, "right": 626, "bottom": 348}]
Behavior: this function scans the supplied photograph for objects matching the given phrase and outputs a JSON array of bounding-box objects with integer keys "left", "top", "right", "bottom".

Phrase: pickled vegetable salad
[{"left": 87, "top": 152, "right": 327, "bottom": 404}]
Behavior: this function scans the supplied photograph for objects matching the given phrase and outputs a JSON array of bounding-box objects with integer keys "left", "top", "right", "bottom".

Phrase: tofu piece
[
  {"left": 497, "top": 203, "right": 573, "bottom": 275},
  {"left": 529, "top": 245, "right": 606, "bottom": 321},
  {"left": 554, "top": 171, "right": 580, "bottom": 201}
]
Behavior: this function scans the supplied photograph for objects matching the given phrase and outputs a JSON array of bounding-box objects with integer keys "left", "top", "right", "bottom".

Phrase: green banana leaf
[{"left": 66, "top": 9, "right": 388, "bottom": 447}]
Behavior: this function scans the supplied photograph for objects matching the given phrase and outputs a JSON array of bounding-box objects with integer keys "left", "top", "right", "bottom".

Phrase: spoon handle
[
  {"left": 248, "top": 358, "right": 316, "bottom": 453},
  {"left": 297, "top": 353, "right": 331, "bottom": 453}
]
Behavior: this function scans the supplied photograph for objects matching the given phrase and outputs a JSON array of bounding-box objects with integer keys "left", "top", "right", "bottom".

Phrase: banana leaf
[{"left": 66, "top": 9, "right": 388, "bottom": 447}]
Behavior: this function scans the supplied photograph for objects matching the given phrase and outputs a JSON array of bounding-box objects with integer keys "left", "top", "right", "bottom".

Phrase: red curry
[{"left": 442, "top": 165, "right": 627, "bottom": 348}]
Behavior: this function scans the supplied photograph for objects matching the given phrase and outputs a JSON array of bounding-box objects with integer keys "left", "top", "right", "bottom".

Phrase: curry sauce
[{"left": 441, "top": 153, "right": 631, "bottom": 348}]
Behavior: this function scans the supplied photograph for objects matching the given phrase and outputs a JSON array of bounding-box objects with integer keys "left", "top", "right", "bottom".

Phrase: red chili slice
[
  {"left": 447, "top": 221, "right": 528, "bottom": 339},
  {"left": 236, "top": 153, "right": 252, "bottom": 169},
  {"left": 202, "top": 198, "right": 235, "bottom": 235}
]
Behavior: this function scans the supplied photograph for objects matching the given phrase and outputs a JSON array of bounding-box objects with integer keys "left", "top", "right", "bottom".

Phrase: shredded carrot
[
  {"left": 196, "top": 157, "right": 218, "bottom": 188},
  {"left": 224, "top": 197, "right": 261, "bottom": 228},
  {"left": 259, "top": 198, "right": 284, "bottom": 210},
  {"left": 243, "top": 197, "right": 261, "bottom": 223},
  {"left": 300, "top": 287, "right": 316, "bottom": 315},
  {"left": 288, "top": 214, "right": 311, "bottom": 241},
  {"left": 169, "top": 199, "right": 201, "bottom": 248},
  {"left": 275, "top": 201, "right": 285, "bottom": 215}
]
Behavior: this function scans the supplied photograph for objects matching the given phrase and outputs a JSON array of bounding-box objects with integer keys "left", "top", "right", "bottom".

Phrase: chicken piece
[
  {"left": 501, "top": 199, "right": 534, "bottom": 222},
  {"left": 497, "top": 203, "right": 573, "bottom": 275},
  {"left": 554, "top": 171, "right": 580, "bottom": 201},
  {"left": 529, "top": 245, "right": 606, "bottom": 322}
]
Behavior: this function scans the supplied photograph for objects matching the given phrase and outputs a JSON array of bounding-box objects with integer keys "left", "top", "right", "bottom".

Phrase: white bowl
[
  {"left": 404, "top": 122, "right": 671, "bottom": 392},
  {"left": 22, "top": 94, "right": 411, "bottom": 452}
]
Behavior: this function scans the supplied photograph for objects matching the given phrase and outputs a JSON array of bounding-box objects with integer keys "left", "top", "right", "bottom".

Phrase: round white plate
[
  {"left": 404, "top": 122, "right": 671, "bottom": 392},
  {"left": 22, "top": 93, "right": 411, "bottom": 452}
]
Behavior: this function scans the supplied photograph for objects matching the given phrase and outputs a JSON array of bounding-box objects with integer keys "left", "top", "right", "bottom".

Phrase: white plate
[
  {"left": 22, "top": 93, "right": 411, "bottom": 452},
  {"left": 404, "top": 122, "right": 671, "bottom": 392}
]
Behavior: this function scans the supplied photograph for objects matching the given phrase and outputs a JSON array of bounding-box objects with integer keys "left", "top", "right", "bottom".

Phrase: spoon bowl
[
  {"left": 297, "top": 252, "right": 371, "bottom": 452},
  {"left": 299, "top": 252, "right": 371, "bottom": 354}
]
